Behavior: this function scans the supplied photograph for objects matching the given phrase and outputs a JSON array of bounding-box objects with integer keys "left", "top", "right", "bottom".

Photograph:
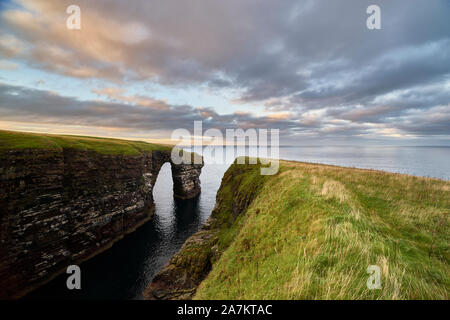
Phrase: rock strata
[{"left": 0, "top": 147, "right": 202, "bottom": 299}]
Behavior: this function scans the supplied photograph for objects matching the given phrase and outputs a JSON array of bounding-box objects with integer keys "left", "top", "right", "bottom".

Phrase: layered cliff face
[{"left": 0, "top": 135, "right": 203, "bottom": 299}]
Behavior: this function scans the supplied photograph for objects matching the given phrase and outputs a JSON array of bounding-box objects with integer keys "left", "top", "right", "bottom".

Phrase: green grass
[
  {"left": 194, "top": 159, "right": 449, "bottom": 300},
  {"left": 0, "top": 130, "right": 171, "bottom": 155}
]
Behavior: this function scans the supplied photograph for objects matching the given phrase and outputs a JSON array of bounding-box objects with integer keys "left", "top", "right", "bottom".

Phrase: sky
[{"left": 0, "top": 0, "right": 449, "bottom": 145}]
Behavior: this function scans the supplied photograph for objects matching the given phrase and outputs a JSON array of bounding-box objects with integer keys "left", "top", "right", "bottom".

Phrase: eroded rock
[{"left": 0, "top": 148, "right": 202, "bottom": 299}]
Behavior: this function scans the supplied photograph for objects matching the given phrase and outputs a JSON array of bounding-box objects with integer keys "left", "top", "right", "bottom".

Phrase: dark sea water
[{"left": 25, "top": 146, "right": 449, "bottom": 299}]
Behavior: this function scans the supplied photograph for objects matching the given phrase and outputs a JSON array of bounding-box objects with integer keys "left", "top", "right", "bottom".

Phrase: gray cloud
[
  {"left": 0, "top": 0, "right": 449, "bottom": 143},
  {"left": 0, "top": 83, "right": 299, "bottom": 135},
  {"left": 1, "top": 83, "right": 448, "bottom": 145}
]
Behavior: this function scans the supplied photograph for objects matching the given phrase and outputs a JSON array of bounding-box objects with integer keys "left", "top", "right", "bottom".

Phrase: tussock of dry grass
[{"left": 321, "top": 180, "right": 350, "bottom": 203}]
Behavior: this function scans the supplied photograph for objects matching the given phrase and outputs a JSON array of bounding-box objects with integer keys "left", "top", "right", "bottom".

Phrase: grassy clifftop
[
  {"left": 193, "top": 159, "right": 449, "bottom": 299},
  {"left": 0, "top": 130, "right": 171, "bottom": 155}
]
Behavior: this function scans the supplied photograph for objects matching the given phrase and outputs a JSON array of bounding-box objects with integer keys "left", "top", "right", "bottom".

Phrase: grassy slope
[
  {"left": 195, "top": 160, "right": 449, "bottom": 299},
  {"left": 0, "top": 130, "right": 171, "bottom": 155}
]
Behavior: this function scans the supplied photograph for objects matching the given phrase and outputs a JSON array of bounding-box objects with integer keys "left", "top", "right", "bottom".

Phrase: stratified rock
[{"left": 0, "top": 148, "right": 202, "bottom": 299}]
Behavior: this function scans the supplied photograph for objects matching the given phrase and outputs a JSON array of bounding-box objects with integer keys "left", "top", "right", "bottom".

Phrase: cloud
[
  {"left": 267, "top": 112, "right": 292, "bottom": 120},
  {"left": 1, "top": 83, "right": 448, "bottom": 145},
  {"left": 92, "top": 87, "right": 170, "bottom": 110},
  {"left": 0, "top": 59, "right": 18, "bottom": 70},
  {"left": 0, "top": 83, "right": 299, "bottom": 136},
  {"left": 0, "top": 34, "right": 25, "bottom": 57},
  {"left": 0, "top": 0, "right": 449, "bottom": 143}
]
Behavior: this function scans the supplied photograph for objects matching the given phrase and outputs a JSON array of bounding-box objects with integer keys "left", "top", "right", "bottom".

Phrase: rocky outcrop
[
  {"left": 143, "top": 217, "right": 219, "bottom": 300},
  {"left": 143, "top": 162, "right": 262, "bottom": 300},
  {"left": 172, "top": 162, "right": 203, "bottom": 200},
  {"left": 0, "top": 147, "right": 202, "bottom": 299}
]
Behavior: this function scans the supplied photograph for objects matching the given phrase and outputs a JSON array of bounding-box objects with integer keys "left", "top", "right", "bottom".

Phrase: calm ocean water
[
  {"left": 26, "top": 146, "right": 449, "bottom": 299},
  {"left": 278, "top": 146, "right": 450, "bottom": 180}
]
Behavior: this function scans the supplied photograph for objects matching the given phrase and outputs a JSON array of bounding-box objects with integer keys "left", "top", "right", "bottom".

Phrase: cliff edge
[
  {"left": 0, "top": 130, "right": 203, "bottom": 299},
  {"left": 144, "top": 158, "right": 449, "bottom": 300}
]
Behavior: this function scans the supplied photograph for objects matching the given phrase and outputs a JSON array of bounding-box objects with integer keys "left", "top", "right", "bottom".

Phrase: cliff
[
  {"left": 0, "top": 131, "right": 203, "bottom": 299},
  {"left": 144, "top": 161, "right": 269, "bottom": 299},
  {"left": 144, "top": 159, "right": 449, "bottom": 300}
]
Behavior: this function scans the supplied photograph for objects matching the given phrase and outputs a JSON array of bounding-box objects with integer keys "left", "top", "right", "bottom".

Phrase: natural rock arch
[
  {"left": 147, "top": 150, "right": 203, "bottom": 201},
  {"left": 0, "top": 148, "right": 203, "bottom": 299}
]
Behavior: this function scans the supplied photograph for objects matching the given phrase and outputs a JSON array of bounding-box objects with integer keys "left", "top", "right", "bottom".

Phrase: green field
[
  {"left": 0, "top": 130, "right": 171, "bottom": 155},
  {"left": 194, "top": 159, "right": 449, "bottom": 299}
]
